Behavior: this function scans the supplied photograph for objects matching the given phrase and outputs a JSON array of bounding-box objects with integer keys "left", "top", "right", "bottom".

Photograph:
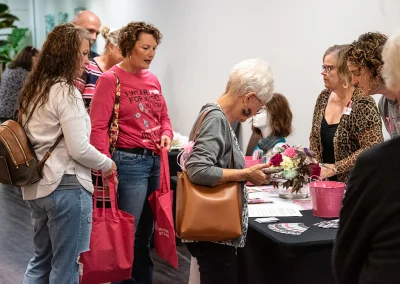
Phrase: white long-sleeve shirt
[{"left": 21, "top": 82, "right": 112, "bottom": 200}]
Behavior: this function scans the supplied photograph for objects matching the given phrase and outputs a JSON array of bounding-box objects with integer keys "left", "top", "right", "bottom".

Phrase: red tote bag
[
  {"left": 148, "top": 148, "right": 179, "bottom": 268},
  {"left": 80, "top": 174, "right": 135, "bottom": 284}
]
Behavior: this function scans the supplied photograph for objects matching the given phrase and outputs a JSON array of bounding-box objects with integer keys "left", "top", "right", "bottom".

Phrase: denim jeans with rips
[
  {"left": 23, "top": 175, "right": 92, "bottom": 284},
  {"left": 112, "top": 150, "right": 160, "bottom": 284}
]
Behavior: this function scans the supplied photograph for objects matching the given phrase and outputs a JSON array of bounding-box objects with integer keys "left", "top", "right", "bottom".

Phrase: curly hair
[
  {"left": 253, "top": 93, "right": 293, "bottom": 137},
  {"left": 19, "top": 23, "right": 91, "bottom": 115},
  {"left": 346, "top": 32, "right": 387, "bottom": 87},
  {"left": 8, "top": 46, "right": 39, "bottom": 71},
  {"left": 118, "top": 21, "right": 162, "bottom": 58}
]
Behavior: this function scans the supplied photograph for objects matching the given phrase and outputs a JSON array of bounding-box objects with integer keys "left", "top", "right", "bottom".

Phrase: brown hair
[
  {"left": 19, "top": 23, "right": 91, "bottom": 115},
  {"left": 346, "top": 32, "right": 387, "bottom": 87},
  {"left": 118, "top": 21, "right": 162, "bottom": 57},
  {"left": 324, "top": 44, "right": 352, "bottom": 88},
  {"left": 253, "top": 93, "right": 293, "bottom": 137},
  {"left": 8, "top": 46, "right": 39, "bottom": 71}
]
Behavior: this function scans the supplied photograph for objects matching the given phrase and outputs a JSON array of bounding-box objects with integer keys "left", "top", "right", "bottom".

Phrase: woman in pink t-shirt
[{"left": 90, "top": 21, "right": 173, "bottom": 283}]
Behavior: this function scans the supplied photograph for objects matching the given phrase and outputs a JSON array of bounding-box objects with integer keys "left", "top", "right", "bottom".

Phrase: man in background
[{"left": 73, "top": 10, "right": 101, "bottom": 58}]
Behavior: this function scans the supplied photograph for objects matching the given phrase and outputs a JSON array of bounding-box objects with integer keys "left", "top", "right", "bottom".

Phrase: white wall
[{"left": 33, "top": 0, "right": 399, "bottom": 148}]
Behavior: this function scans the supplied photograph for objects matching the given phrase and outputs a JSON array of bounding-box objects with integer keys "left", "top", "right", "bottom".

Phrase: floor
[{"left": 0, "top": 184, "right": 191, "bottom": 284}]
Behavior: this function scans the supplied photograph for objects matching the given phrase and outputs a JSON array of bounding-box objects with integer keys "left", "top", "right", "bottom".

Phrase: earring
[
  {"left": 242, "top": 108, "right": 252, "bottom": 117},
  {"left": 109, "top": 51, "right": 112, "bottom": 56}
]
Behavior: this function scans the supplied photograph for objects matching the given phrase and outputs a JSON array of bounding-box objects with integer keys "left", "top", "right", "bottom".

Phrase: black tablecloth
[
  {"left": 170, "top": 176, "right": 337, "bottom": 283},
  {"left": 238, "top": 210, "right": 337, "bottom": 284},
  {"left": 249, "top": 210, "right": 337, "bottom": 247}
]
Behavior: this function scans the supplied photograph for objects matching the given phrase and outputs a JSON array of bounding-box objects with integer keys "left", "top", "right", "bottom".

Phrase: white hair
[
  {"left": 382, "top": 29, "right": 400, "bottom": 91},
  {"left": 226, "top": 58, "right": 274, "bottom": 104}
]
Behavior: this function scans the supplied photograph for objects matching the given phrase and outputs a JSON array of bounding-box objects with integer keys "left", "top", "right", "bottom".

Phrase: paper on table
[{"left": 248, "top": 204, "right": 303, "bottom": 217}]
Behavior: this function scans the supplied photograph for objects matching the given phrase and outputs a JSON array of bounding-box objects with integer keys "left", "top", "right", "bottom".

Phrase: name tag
[{"left": 343, "top": 107, "right": 352, "bottom": 115}]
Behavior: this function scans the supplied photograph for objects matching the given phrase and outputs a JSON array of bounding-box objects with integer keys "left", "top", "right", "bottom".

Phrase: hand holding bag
[
  {"left": 80, "top": 174, "right": 135, "bottom": 284},
  {"left": 175, "top": 110, "right": 243, "bottom": 241},
  {"left": 148, "top": 147, "right": 179, "bottom": 268}
]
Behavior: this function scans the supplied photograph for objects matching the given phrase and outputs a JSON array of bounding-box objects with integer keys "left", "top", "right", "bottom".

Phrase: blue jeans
[
  {"left": 23, "top": 176, "right": 92, "bottom": 284},
  {"left": 113, "top": 150, "right": 160, "bottom": 284}
]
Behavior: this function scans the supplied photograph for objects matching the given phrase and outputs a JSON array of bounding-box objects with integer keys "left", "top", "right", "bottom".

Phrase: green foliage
[{"left": 0, "top": 3, "right": 27, "bottom": 64}]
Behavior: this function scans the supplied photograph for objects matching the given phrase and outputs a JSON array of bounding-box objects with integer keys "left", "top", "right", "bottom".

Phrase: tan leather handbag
[{"left": 175, "top": 110, "right": 243, "bottom": 241}]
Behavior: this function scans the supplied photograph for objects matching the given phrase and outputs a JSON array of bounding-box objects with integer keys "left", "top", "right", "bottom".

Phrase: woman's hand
[
  {"left": 320, "top": 163, "right": 336, "bottom": 179},
  {"left": 157, "top": 135, "right": 171, "bottom": 151},
  {"left": 245, "top": 163, "right": 271, "bottom": 186},
  {"left": 103, "top": 161, "right": 118, "bottom": 193},
  {"left": 103, "top": 160, "right": 117, "bottom": 178}
]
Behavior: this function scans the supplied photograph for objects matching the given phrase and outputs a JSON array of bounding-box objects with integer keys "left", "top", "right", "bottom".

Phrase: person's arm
[
  {"left": 186, "top": 115, "right": 269, "bottom": 186},
  {"left": 334, "top": 99, "right": 383, "bottom": 174},
  {"left": 57, "top": 86, "right": 112, "bottom": 172},
  {"left": 155, "top": 81, "right": 173, "bottom": 150},
  {"left": 89, "top": 74, "right": 115, "bottom": 158},
  {"left": 309, "top": 91, "right": 325, "bottom": 161}
]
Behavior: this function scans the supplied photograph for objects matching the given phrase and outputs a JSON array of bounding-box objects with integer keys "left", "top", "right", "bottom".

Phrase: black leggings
[{"left": 186, "top": 242, "right": 237, "bottom": 284}]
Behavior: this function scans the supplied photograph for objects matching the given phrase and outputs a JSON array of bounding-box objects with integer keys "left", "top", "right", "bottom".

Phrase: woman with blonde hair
[
  {"left": 309, "top": 44, "right": 383, "bottom": 183},
  {"left": 76, "top": 26, "right": 123, "bottom": 109},
  {"left": 20, "top": 23, "right": 116, "bottom": 283}
]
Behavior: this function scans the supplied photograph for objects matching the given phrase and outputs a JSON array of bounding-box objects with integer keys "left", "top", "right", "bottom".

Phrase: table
[
  {"left": 237, "top": 209, "right": 337, "bottom": 284},
  {"left": 170, "top": 177, "right": 338, "bottom": 284}
]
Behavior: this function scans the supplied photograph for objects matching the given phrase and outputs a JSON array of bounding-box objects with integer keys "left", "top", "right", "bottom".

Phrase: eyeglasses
[{"left": 322, "top": 65, "right": 335, "bottom": 74}]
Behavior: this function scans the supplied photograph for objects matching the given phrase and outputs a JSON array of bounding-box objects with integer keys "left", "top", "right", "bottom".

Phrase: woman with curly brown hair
[
  {"left": 346, "top": 32, "right": 400, "bottom": 138},
  {"left": 309, "top": 44, "right": 383, "bottom": 183},
  {"left": 20, "top": 23, "right": 116, "bottom": 283},
  {"left": 90, "top": 21, "right": 173, "bottom": 284},
  {"left": 252, "top": 93, "right": 293, "bottom": 159}
]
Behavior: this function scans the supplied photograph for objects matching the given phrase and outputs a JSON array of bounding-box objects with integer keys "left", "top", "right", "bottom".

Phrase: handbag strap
[
  {"left": 160, "top": 148, "right": 170, "bottom": 194},
  {"left": 109, "top": 71, "right": 121, "bottom": 155},
  {"left": 192, "top": 108, "right": 236, "bottom": 169},
  {"left": 93, "top": 173, "right": 119, "bottom": 216},
  {"left": 18, "top": 107, "right": 64, "bottom": 173}
]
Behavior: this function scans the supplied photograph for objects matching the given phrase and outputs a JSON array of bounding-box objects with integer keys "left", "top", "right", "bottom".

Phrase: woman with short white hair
[
  {"left": 184, "top": 58, "right": 273, "bottom": 284},
  {"left": 382, "top": 30, "right": 400, "bottom": 92}
]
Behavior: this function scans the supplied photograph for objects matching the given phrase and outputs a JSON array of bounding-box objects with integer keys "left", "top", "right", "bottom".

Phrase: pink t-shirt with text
[{"left": 90, "top": 65, "right": 173, "bottom": 157}]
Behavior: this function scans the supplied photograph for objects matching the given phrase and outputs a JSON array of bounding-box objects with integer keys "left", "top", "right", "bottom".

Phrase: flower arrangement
[{"left": 269, "top": 145, "right": 321, "bottom": 193}]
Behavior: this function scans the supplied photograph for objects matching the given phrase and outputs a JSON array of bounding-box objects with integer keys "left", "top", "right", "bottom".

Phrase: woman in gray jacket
[{"left": 185, "top": 58, "right": 274, "bottom": 284}]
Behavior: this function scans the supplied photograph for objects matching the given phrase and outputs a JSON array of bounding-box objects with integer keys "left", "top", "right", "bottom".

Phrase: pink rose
[
  {"left": 270, "top": 153, "right": 283, "bottom": 167},
  {"left": 283, "top": 148, "right": 297, "bottom": 158}
]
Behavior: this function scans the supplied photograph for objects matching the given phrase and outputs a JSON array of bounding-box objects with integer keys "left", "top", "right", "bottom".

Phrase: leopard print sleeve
[
  {"left": 335, "top": 95, "right": 383, "bottom": 175},
  {"left": 309, "top": 89, "right": 330, "bottom": 162}
]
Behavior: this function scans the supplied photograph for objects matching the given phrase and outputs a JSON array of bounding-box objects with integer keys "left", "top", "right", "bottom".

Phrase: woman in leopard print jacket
[{"left": 310, "top": 44, "right": 383, "bottom": 184}]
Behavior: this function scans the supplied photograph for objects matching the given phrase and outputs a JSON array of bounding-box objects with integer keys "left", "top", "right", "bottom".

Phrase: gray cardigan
[{"left": 185, "top": 103, "right": 248, "bottom": 248}]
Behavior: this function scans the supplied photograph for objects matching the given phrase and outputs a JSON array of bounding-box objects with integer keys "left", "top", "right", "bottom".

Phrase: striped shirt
[{"left": 76, "top": 59, "right": 103, "bottom": 109}]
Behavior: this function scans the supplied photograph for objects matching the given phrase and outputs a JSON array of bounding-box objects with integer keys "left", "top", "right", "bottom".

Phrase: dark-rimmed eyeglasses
[{"left": 322, "top": 65, "right": 335, "bottom": 74}]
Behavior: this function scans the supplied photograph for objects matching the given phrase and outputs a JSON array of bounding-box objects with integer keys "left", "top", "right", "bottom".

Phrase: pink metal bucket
[
  {"left": 309, "top": 181, "right": 346, "bottom": 218},
  {"left": 245, "top": 156, "right": 262, "bottom": 168}
]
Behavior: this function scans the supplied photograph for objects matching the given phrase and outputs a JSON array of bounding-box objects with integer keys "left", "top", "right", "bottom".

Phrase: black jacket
[{"left": 333, "top": 136, "right": 400, "bottom": 284}]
